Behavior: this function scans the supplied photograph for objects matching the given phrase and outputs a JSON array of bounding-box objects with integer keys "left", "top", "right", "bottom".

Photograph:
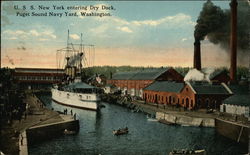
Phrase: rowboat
[
  {"left": 169, "top": 149, "right": 206, "bottom": 155},
  {"left": 113, "top": 127, "right": 129, "bottom": 136},
  {"left": 63, "top": 129, "right": 77, "bottom": 135}
]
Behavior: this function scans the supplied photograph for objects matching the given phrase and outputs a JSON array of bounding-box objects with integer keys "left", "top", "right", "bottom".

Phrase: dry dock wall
[
  {"left": 215, "top": 118, "right": 249, "bottom": 144},
  {"left": 19, "top": 131, "right": 28, "bottom": 155},
  {"left": 26, "top": 119, "right": 79, "bottom": 145},
  {"left": 156, "top": 112, "right": 215, "bottom": 127}
]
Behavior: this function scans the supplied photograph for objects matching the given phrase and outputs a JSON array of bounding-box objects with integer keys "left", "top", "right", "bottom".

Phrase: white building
[
  {"left": 103, "top": 84, "right": 117, "bottom": 94},
  {"left": 220, "top": 86, "right": 250, "bottom": 119}
]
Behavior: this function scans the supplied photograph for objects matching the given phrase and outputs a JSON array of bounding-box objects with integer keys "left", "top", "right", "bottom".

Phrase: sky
[{"left": 2, "top": 0, "right": 244, "bottom": 69}]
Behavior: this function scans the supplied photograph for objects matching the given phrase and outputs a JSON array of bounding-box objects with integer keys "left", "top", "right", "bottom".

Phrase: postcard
[{"left": 1, "top": 0, "right": 249, "bottom": 155}]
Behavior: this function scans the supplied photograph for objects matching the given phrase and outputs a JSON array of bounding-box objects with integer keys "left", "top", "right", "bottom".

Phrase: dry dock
[{"left": 1, "top": 92, "right": 79, "bottom": 155}]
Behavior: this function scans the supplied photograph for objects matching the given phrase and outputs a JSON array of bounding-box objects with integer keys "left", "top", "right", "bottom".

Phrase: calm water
[{"left": 30, "top": 95, "right": 247, "bottom": 155}]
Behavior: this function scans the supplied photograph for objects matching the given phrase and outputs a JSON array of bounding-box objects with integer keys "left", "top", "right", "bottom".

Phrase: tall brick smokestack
[
  {"left": 230, "top": 0, "right": 237, "bottom": 83},
  {"left": 193, "top": 38, "right": 201, "bottom": 70}
]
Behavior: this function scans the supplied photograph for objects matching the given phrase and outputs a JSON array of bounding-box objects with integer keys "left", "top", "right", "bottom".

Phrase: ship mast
[
  {"left": 80, "top": 33, "right": 83, "bottom": 74},
  {"left": 66, "top": 29, "right": 70, "bottom": 68}
]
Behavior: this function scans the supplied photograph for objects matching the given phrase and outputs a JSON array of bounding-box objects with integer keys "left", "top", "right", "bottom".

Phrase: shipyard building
[{"left": 12, "top": 68, "right": 64, "bottom": 89}]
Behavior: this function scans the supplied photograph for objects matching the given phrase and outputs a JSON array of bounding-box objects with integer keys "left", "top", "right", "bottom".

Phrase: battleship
[{"left": 51, "top": 30, "right": 100, "bottom": 111}]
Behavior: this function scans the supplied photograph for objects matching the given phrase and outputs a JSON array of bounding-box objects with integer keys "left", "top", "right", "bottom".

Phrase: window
[{"left": 186, "top": 88, "right": 188, "bottom": 91}]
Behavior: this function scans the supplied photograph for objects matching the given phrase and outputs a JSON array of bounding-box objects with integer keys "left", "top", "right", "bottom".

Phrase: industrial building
[
  {"left": 107, "top": 67, "right": 184, "bottom": 98},
  {"left": 220, "top": 84, "right": 250, "bottom": 119},
  {"left": 12, "top": 68, "right": 64, "bottom": 89},
  {"left": 143, "top": 81, "right": 233, "bottom": 110}
]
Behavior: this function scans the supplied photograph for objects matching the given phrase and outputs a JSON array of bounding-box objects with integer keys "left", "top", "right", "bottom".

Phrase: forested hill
[{"left": 83, "top": 66, "right": 249, "bottom": 80}]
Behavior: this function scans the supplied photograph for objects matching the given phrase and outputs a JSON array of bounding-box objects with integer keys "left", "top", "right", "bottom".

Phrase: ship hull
[{"left": 51, "top": 88, "right": 100, "bottom": 111}]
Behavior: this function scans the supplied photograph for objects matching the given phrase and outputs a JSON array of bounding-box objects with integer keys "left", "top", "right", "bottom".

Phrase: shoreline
[
  {"left": 102, "top": 94, "right": 249, "bottom": 145},
  {"left": 0, "top": 91, "right": 79, "bottom": 155}
]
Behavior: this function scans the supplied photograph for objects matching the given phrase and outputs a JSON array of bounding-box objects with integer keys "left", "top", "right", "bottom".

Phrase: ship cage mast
[{"left": 56, "top": 30, "right": 95, "bottom": 81}]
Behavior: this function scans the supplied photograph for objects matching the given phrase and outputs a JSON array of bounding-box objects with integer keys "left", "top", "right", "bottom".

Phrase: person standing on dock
[
  {"left": 20, "top": 134, "right": 23, "bottom": 145},
  {"left": 74, "top": 113, "right": 76, "bottom": 120},
  {"left": 70, "top": 110, "right": 73, "bottom": 115}
]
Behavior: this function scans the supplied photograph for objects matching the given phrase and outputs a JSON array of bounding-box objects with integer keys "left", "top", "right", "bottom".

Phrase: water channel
[{"left": 29, "top": 95, "right": 246, "bottom": 155}]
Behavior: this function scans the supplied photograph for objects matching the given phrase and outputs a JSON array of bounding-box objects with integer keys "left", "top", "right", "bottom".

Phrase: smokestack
[
  {"left": 230, "top": 0, "right": 237, "bottom": 83},
  {"left": 193, "top": 38, "right": 201, "bottom": 70}
]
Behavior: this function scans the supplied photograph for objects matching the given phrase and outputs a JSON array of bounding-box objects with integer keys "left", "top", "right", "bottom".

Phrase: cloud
[
  {"left": 39, "top": 38, "right": 49, "bottom": 41},
  {"left": 15, "top": 30, "right": 25, "bottom": 35},
  {"left": 90, "top": 24, "right": 110, "bottom": 35},
  {"left": 131, "top": 13, "right": 195, "bottom": 27},
  {"left": 181, "top": 38, "right": 187, "bottom": 42},
  {"left": 3, "top": 29, "right": 57, "bottom": 40},
  {"left": 87, "top": 13, "right": 194, "bottom": 37},
  {"left": 117, "top": 26, "right": 133, "bottom": 33},
  {"left": 3, "top": 30, "right": 24, "bottom": 35},
  {"left": 9, "top": 37, "right": 17, "bottom": 40},
  {"left": 69, "top": 34, "right": 80, "bottom": 40},
  {"left": 42, "top": 30, "right": 56, "bottom": 39},
  {"left": 30, "top": 30, "right": 40, "bottom": 36}
]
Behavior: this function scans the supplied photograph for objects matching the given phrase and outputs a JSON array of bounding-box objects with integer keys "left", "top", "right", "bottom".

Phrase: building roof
[
  {"left": 144, "top": 81, "right": 184, "bottom": 93},
  {"left": 112, "top": 71, "right": 138, "bottom": 80},
  {"left": 209, "top": 69, "right": 228, "bottom": 80},
  {"left": 188, "top": 82, "right": 232, "bottom": 95},
  {"left": 133, "top": 68, "right": 169, "bottom": 80},
  {"left": 15, "top": 68, "right": 64, "bottom": 74},
  {"left": 228, "top": 84, "right": 249, "bottom": 94},
  {"left": 223, "top": 94, "right": 250, "bottom": 106},
  {"left": 223, "top": 84, "right": 249, "bottom": 106},
  {"left": 112, "top": 68, "right": 169, "bottom": 80}
]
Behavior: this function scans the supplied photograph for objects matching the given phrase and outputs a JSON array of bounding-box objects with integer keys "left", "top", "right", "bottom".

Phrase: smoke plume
[
  {"left": 184, "top": 68, "right": 215, "bottom": 82},
  {"left": 195, "top": 0, "right": 250, "bottom": 52},
  {"left": 68, "top": 52, "right": 83, "bottom": 66},
  {"left": 184, "top": 69, "right": 206, "bottom": 82}
]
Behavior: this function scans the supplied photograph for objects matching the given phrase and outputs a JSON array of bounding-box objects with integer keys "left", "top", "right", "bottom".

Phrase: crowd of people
[{"left": 0, "top": 90, "right": 26, "bottom": 127}]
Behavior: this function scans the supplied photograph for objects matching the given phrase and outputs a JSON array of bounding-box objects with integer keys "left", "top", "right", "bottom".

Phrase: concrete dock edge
[{"left": 19, "top": 131, "right": 28, "bottom": 155}]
